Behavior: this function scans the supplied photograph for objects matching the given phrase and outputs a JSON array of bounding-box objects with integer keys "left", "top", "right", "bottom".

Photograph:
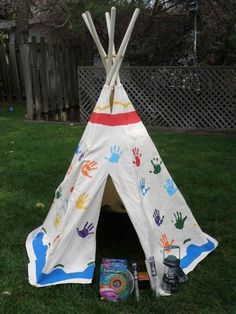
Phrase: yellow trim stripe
[
  {"left": 95, "top": 101, "right": 132, "bottom": 112},
  {"left": 113, "top": 101, "right": 132, "bottom": 107}
]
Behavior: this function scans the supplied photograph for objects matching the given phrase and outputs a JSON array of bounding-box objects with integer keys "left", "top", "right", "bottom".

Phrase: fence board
[
  {"left": 0, "top": 45, "right": 9, "bottom": 100},
  {"left": 62, "top": 44, "right": 69, "bottom": 108},
  {"left": 66, "top": 44, "right": 73, "bottom": 109},
  {"left": 0, "top": 44, "right": 12, "bottom": 100},
  {"left": 39, "top": 38, "right": 49, "bottom": 116},
  {"left": 55, "top": 43, "right": 63, "bottom": 111},
  {"left": 19, "top": 44, "right": 33, "bottom": 119},
  {"left": 78, "top": 66, "right": 236, "bottom": 130},
  {"left": 31, "top": 37, "right": 41, "bottom": 119},
  {"left": 8, "top": 42, "right": 21, "bottom": 100},
  {"left": 47, "top": 42, "right": 56, "bottom": 114}
]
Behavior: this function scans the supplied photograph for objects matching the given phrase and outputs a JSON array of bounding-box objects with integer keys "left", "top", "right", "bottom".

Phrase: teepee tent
[{"left": 26, "top": 7, "right": 217, "bottom": 288}]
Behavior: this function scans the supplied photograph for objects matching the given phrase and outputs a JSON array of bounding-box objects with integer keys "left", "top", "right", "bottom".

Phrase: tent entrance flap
[{"left": 102, "top": 175, "right": 126, "bottom": 213}]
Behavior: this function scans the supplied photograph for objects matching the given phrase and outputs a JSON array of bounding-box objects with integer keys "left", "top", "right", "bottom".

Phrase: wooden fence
[
  {"left": 0, "top": 39, "right": 80, "bottom": 120},
  {"left": 1, "top": 46, "right": 235, "bottom": 130},
  {"left": 78, "top": 66, "right": 236, "bottom": 130}
]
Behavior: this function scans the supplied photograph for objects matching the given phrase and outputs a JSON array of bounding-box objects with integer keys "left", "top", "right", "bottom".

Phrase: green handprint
[
  {"left": 149, "top": 157, "right": 162, "bottom": 174},
  {"left": 172, "top": 211, "right": 187, "bottom": 230},
  {"left": 55, "top": 186, "right": 62, "bottom": 199}
]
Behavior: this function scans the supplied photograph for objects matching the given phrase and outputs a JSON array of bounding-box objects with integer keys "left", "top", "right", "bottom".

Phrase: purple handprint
[
  {"left": 153, "top": 209, "right": 164, "bottom": 226},
  {"left": 75, "top": 143, "right": 85, "bottom": 162},
  {"left": 77, "top": 222, "right": 94, "bottom": 238}
]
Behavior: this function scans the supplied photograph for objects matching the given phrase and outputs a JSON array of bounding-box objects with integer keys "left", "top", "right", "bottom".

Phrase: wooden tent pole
[
  {"left": 106, "top": 7, "right": 116, "bottom": 76},
  {"left": 110, "top": 37, "right": 130, "bottom": 86},
  {"left": 110, "top": 59, "right": 122, "bottom": 87},
  {"left": 105, "top": 8, "right": 140, "bottom": 86},
  {"left": 105, "top": 11, "right": 121, "bottom": 85},
  {"left": 82, "top": 13, "right": 92, "bottom": 35},
  {"left": 82, "top": 12, "right": 107, "bottom": 71}
]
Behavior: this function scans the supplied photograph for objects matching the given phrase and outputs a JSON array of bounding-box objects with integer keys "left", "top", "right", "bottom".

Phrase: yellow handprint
[
  {"left": 76, "top": 193, "right": 89, "bottom": 209},
  {"left": 54, "top": 214, "right": 62, "bottom": 228},
  {"left": 160, "top": 234, "right": 174, "bottom": 252}
]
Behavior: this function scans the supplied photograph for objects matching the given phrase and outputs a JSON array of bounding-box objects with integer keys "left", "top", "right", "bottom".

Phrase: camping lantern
[{"left": 161, "top": 246, "right": 180, "bottom": 294}]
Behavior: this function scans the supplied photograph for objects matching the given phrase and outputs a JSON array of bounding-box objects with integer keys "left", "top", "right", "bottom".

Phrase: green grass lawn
[{"left": 0, "top": 103, "right": 235, "bottom": 314}]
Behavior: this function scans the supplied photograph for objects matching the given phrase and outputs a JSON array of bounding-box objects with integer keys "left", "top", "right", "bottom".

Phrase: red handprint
[
  {"left": 160, "top": 234, "right": 174, "bottom": 252},
  {"left": 132, "top": 147, "right": 142, "bottom": 167},
  {"left": 81, "top": 160, "right": 98, "bottom": 178}
]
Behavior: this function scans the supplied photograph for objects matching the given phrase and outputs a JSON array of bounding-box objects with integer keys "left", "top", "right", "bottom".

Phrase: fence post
[{"left": 20, "top": 43, "right": 34, "bottom": 120}]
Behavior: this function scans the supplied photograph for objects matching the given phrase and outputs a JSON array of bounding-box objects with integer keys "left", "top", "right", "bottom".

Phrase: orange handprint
[
  {"left": 81, "top": 160, "right": 98, "bottom": 178},
  {"left": 160, "top": 234, "right": 174, "bottom": 252}
]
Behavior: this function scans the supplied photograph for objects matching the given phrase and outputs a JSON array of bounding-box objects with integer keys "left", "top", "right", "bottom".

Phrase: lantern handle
[{"left": 163, "top": 245, "right": 180, "bottom": 260}]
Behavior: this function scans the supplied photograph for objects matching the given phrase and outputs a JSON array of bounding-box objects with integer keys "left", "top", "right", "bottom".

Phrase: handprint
[
  {"left": 78, "top": 152, "right": 85, "bottom": 161},
  {"left": 160, "top": 234, "right": 174, "bottom": 252},
  {"left": 105, "top": 145, "right": 123, "bottom": 164},
  {"left": 172, "top": 211, "right": 187, "bottom": 230},
  {"left": 164, "top": 178, "right": 178, "bottom": 196},
  {"left": 139, "top": 177, "right": 150, "bottom": 196},
  {"left": 75, "top": 143, "right": 85, "bottom": 161},
  {"left": 81, "top": 160, "right": 98, "bottom": 178},
  {"left": 55, "top": 186, "right": 62, "bottom": 199},
  {"left": 149, "top": 157, "right": 162, "bottom": 174},
  {"left": 54, "top": 214, "right": 62, "bottom": 228},
  {"left": 132, "top": 147, "right": 142, "bottom": 167},
  {"left": 77, "top": 222, "right": 94, "bottom": 238},
  {"left": 75, "top": 143, "right": 81, "bottom": 155},
  {"left": 62, "top": 199, "right": 68, "bottom": 213},
  {"left": 153, "top": 209, "right": 164, "bottom": 226},
  {"left": 76, "top": 193, "right": 89, "bottom": 209}
]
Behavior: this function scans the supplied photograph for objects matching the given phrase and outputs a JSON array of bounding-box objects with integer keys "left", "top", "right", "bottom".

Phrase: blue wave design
[
  {"left": 32, "top": 232, "right": 95, "bottom": 285},
  {"left": 180, "top": 238, "right": 216, "bottom": 269}
]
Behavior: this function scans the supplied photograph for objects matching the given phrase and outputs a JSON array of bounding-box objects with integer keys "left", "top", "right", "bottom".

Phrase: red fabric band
[{"left": 89, "top": 111, "right": 141, "bottom": 126}]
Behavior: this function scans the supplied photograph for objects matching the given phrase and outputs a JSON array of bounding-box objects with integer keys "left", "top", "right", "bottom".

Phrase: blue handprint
[
  {"left": 153, "top": 209, "right": 164, "bottom": 226},
  {"left": 77, "top": 222, "right": 94, "bottom": 238},
  {"left": 164, "top": 178, "right": 178, "bottom": 196},
  {"left": 75, "top": 143, "right": 81, "bottom": 155},
  {"left": 105, "top": 145, "right": 123, "bottom": 164},
  {"left": 62, "top": 199, "right": 68, "bottom": 213},
  {"left": 139, "top": 178, "right": 150, "bottom": 196}
]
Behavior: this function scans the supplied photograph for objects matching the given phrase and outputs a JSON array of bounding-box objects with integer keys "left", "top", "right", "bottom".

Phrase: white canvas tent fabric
[{"left": 26, "top": 8, "right": 217, "bottom": 288}]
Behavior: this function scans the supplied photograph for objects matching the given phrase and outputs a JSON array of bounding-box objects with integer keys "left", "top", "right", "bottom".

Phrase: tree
[{"left": 0, "top": 0, "right": 235, "bottom": 65}]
